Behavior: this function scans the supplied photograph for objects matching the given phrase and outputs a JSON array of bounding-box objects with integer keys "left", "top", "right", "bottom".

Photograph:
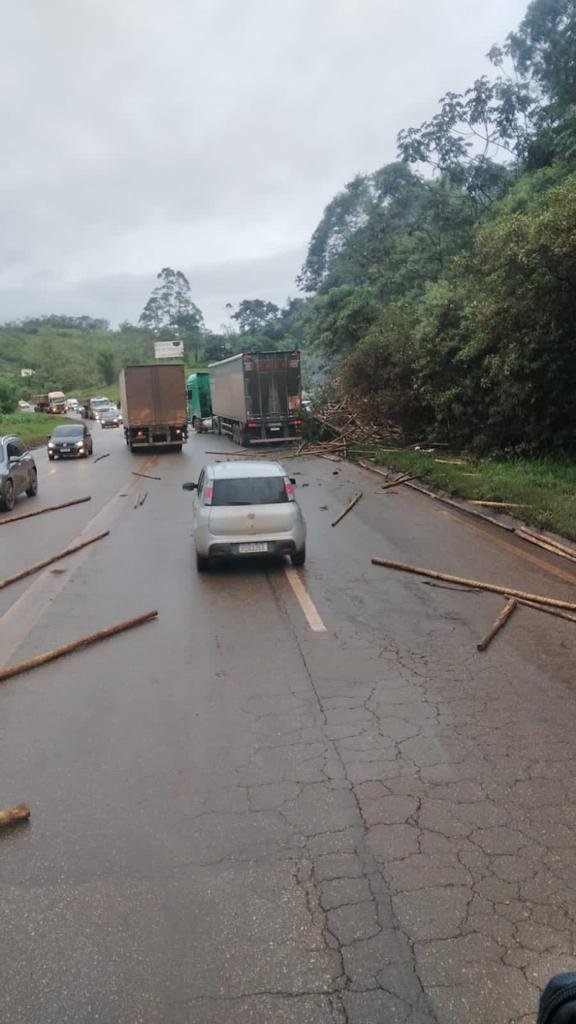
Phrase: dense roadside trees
[{"left": 298, "top": 0, "right": 576, "bottom": 452}]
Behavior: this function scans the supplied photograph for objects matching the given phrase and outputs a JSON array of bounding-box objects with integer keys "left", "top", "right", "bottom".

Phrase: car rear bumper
[{"left": 208, "top": 539, "right": 298, "bottom": 559}]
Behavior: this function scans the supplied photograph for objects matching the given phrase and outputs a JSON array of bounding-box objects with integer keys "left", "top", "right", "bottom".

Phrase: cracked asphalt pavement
[{"left": 1, "top": 428, "right": 576, "bottom": 1023}]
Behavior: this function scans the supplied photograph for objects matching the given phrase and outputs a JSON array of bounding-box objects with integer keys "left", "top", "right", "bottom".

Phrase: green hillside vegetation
[{"left": 0, "top": 411, "right": 77, "bottom": 447}]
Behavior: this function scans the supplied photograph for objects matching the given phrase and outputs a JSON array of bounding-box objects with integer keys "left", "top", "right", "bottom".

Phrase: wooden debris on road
[
  {"left": 471, "top": 500, "right": 527, "bottom": 508},
  {"left": 379, "top": 474, "right": 419, "bottom": 492},
  {"left": 517, "top": 598, "right": 576, "bottom": 625},
  {"left": 94, "top": 453, "right": 110, "bottom": 463},
  {"left": 370, "top": 556, "right": 576, "bottom": 612},
  {"left": 0, "top": 803, "right": 30, "bottom": 827},
  {"left": 0, "top": 610, "right": 158, "bottom": 684},
  {"left": 0, "top": 531, "right": 110, "bottom": 591},
  {"left": 331, "top": 492, "right": 363, "bottom": 527},
  {"left": 435, "top": 458, "right": 467, "bottom": 465},
  {"left": 138, "top": 492, "right": 148, "bottom": 507},
  {"left": 0, "top": 495, "right": 91, "bottom": 526},
  {"left": 131, "top": 472, "right": 161, "bottom": 481},
  {"left": 515, "top": 528, "right": 576, "bottom": 564},
  {"left": 477, "top": 598, "right": 517, "bottom": 651}
]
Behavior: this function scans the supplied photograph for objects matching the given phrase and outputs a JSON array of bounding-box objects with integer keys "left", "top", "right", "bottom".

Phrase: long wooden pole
[
  {"left": 477, "top": 598, "right": 517, "bottom": 651},
  {"left": 0, "top": 496, "right": 91, "bottom": 525},
  {"left": 516, "top": 529, "right": 576, "bottom": 563},
  {"left": 517, "top": 598, "right": 576, "bottom": 625},
  {"left": 331, "top": 492, "right": 363, "bottom": 527},
  {"left": 371, "top": 556, "right": 576, "bottom": 612},
  {"left": 0, "top": 531, "right": 109, "bottom": 590},
  {"left": 0, "top": 803, "right": 30, "bottom": 827},
  {"left": 0, "top": 610, "right": 158, "bottom": 683},
  {"left": 379, "top": 474, "right": 419, "bottom": 492}
]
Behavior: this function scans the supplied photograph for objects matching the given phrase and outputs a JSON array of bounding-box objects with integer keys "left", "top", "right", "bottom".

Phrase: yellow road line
[{"left": 284, "top": 566, "right": 327, "bottom": 633}]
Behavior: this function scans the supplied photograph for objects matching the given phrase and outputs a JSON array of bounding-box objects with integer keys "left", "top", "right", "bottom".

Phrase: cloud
[{"left": 0, "top": 0, "right": 529, "bottom": 327}]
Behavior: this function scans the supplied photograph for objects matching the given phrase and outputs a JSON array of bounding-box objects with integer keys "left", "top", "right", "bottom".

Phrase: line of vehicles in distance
[
  {"left": 27, "top": 349, "right": 310, "bottom": 453},
  {"left": 5, "top": 352, "right": 310, "bottom": 568}
]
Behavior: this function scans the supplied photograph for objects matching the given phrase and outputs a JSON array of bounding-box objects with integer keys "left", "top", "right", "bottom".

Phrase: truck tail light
[
  {"left": 247, "top": 422, "right": 257, "bottom": 428},
  {"left": 284, "top": 478, "right": 295, "bottom": 502},
  {"left": 292, "top": 419, "right": 302, "bottom": 426}
]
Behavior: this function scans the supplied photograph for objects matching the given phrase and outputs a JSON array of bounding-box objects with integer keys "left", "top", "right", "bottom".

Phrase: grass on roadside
[
  {"left": 0, "top": 412, "right": 78, "bottom": 449},
  {"left": 351, "top": 446, "right": 576, "bottom": 542}
]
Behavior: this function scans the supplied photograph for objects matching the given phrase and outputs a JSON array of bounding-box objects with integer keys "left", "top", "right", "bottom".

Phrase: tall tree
[
  {"left": 139, "top": 268, "right": 203, "bottom": 335},
  {"left": 231, "top": 299, "right": 280, "bottom": 335}
]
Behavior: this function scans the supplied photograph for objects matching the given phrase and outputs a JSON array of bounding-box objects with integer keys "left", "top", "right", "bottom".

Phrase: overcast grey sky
[{"left": 1, "top": 0, "right": 529, "bottom": 330}]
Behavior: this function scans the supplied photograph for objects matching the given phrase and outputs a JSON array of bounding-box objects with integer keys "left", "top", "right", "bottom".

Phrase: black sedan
[
  {"left": 47, "top": 424, "right": 93, "bottom": 459},
  {"left": 100, "top": 408, "right": 122, "bottom": 428}
]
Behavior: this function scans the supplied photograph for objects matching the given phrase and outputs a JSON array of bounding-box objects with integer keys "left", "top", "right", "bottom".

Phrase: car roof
[
  {"left": 205, "top": 460, "right": 286, "bottom": 479},
  {"left": 52, "top": 423, "right": 83, "bottom": 432}
]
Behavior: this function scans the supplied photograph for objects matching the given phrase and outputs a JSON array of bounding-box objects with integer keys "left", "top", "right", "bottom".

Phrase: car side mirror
[
  {"left": 290, "top": 478, "right": 297, "bottom": 486},
  {"left": 182, "top": 482, "right": 197, "bottom": 491}
]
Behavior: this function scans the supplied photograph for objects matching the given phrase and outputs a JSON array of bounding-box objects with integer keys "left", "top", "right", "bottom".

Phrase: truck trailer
[
  {"left": 119, "top": 364, "right": 188, "bottom": 452},
  {"left": 186, "top": 372, "right": 213, "bottom": 433},
  {"left": 209, "top": 350, "right": 302, "bottom": 445}
]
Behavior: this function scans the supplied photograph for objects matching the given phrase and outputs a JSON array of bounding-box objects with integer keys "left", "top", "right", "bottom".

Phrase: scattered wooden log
[
  {"left": 435, "top": 458, "right": 467, "bottom": 465},
  {"left": 0, "top": 803, "right": 30, "bottom": 827},
  {"left": 0, "top": 496, "right": 91, "bottom": 526},
  {"left": 516, "top": 528, "right": 576, "bottom": 563},
  {"left": 379, "top": 474, "right": 419, "bottom": 492},
  {"left": 477, "top": 598, "right": 517, "bottom": 651},
  {"left": 0, "top": 610, "right": 158, "bottom": 683},
  {"left": 0, "top": 531, "right": 110, "bottom": 591},
  {"left": 517, "top": 598, "right": 576, "bottom": 625},
  {"left": 131, "top": 472, "right": 161, "bottom": 480},
  {"left": 370, "top": 556, "right": 576, "bottom": 612},
  {"left": 471, "top": 500, "right": 527, "bottom": 508},
  {"left": 331, "top": 492, "right": 363, "bottom": 527}
]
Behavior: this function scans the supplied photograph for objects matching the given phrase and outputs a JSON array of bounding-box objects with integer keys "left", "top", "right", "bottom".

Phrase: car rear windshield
[
  {"left": 212, "top": 477, "right": 287, "bottom": 506},
  {"left": 52, "top": 426, "right": 82, "bottom": 437}
]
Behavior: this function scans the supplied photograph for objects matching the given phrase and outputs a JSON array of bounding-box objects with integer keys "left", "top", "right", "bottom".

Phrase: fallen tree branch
[
  {"left": 0, "top": 531, "right": 110, "bottom": 591},
  {"left": 0, "top": 803, "right": 30, "bottom": 827},
  {"left": 0, "top": 495, "right": 91, "bottom": 526},
  {"left": 94, "top": 453, "right": 110, "bottom": 463},
  {"left": 370, "top": 556, "right": 576, "bottom": 612},
  {"left": 0, "top": 610, "right": 158, "bottom": 683},
  {"left": 477, "top": 598, "right": 517, "bottom": 651},
  {"left": 332, "top": 492, "right": 363, "bottom": 527},
  {"left": 131, "top": 472, "right": 161, "bottom": 480}
]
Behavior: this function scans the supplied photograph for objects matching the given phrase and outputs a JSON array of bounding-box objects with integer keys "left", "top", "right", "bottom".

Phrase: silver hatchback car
[{"left": 183, "top": 461, "right": 307, "bottom": 571}]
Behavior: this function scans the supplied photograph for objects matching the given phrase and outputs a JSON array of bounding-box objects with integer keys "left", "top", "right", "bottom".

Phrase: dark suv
[{"left": 0, "top": 435, "right": 38, "bottom": 512}]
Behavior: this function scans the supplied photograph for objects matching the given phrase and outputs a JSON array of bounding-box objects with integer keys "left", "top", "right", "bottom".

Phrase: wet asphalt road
[{"left": 1, "top": 424, "right": 576, "bottom": 1024}]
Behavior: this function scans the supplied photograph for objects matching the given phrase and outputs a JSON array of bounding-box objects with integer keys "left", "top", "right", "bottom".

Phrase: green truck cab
[{"left": 186, "top": 372, "right": 213, "bottom": 433}]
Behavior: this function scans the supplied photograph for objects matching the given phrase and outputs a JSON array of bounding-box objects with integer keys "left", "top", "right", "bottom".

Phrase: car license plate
[
  {"left": 269, "top": 425, "right": 281, "bottom": 431},
  {"left": 61, "top": 446, "right": 70, "bottom": 452},
  {"left": 238, "top": 542, "right": 269, "bottom": 554}
]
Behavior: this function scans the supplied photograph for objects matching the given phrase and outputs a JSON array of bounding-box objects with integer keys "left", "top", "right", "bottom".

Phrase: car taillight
[
  {"left": 203, "top": 486, "right": 213, "bottom": 505},
  {"left": 292, "top": 419, "right": 302, "bottom": 426},
  {"left": 247, "top": 422, "right": 257, "bottom": 428},
  {"left": 284, "top": 478, "right": 295, "bottom": 502}
]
